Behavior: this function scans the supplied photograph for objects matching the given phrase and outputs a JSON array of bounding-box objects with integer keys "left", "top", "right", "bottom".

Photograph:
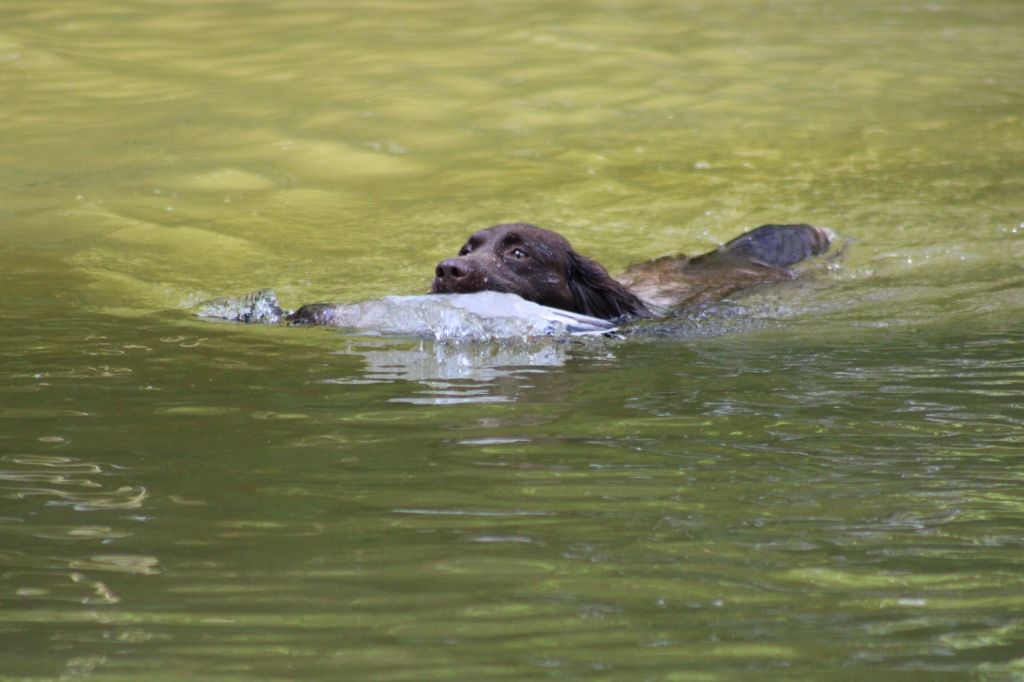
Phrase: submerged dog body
[{"left": 429, "top": 223, "right": 832, "bottom": 320}]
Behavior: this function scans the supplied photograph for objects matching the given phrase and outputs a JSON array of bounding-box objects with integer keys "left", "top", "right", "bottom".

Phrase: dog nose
[{"left": 435, "top": 258, "right": 468, "bottom": 281}]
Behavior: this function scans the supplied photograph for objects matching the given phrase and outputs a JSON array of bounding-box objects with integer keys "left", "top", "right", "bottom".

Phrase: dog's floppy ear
[{"left": 568, "top": 251, "right": 650, "bottom": 320}]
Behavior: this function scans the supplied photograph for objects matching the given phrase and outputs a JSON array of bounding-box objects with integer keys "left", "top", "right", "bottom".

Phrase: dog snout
[
  {"left": 432, "top": 257, "right": 482, "bottom": 293},
  {"left": 435, "top": 258, "right": 470, "bottom": 282}
]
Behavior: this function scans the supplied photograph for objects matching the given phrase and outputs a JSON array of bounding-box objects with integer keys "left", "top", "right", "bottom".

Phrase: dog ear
[{"left": 568, "top": 251, "right": 650, "bottom": 320}]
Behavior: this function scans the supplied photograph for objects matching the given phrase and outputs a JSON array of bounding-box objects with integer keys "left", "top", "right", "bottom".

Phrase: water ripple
[{"left": 0, "top": 455, "right": 147, "bottom": 511}]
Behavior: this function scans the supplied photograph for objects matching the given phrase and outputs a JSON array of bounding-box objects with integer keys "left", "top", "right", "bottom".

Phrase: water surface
[{"left": 1, "top": 0, "right": 1022, "bottom": 679}]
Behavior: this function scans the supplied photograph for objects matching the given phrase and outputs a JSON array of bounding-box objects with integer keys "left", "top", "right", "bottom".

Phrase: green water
[{"left": 2, "top": 1, "right": 1023, "bottom": 679}]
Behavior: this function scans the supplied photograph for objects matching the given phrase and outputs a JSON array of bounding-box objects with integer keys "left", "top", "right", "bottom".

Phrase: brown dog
[{"left": 431, "top": 223, "right": 831, "bottom": 320}]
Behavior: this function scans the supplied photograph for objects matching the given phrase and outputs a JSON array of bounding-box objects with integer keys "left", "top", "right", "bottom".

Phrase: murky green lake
[{"left": 2, "top": 1, "right": 1023, "bottom": 679}]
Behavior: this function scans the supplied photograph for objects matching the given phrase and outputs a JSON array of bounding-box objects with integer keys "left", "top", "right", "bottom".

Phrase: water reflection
[{"left": 325, "top": 337, "right": 602, "bottom": 405}]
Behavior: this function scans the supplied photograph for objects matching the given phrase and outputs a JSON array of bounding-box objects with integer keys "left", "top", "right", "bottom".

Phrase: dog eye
[
  {"left": 511, "top": 248, "right": 528, "bottom": 259},
  {"left": 458, "top": 245, "right": 471, "bottom": 256}
]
